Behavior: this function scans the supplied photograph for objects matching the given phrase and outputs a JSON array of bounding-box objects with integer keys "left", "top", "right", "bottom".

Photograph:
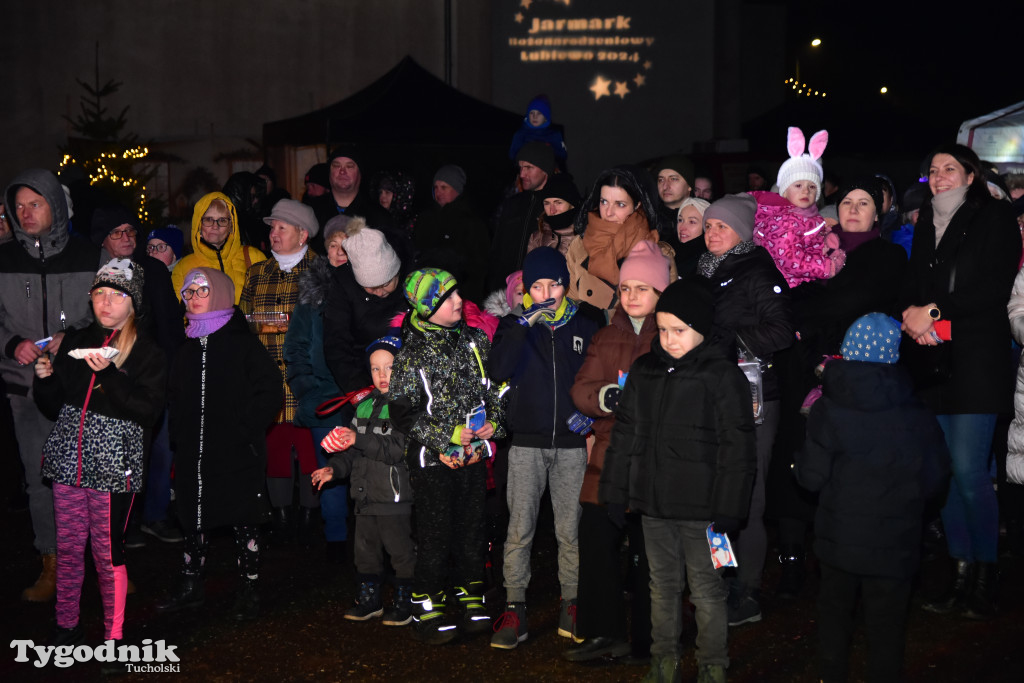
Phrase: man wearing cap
[
  {"left": 489, "top": 141, "right": 556, "bottom": 292},
  {"left": 414, "top": 165, "right": 488, "bottom": 303},
  {"left": 0, "top": 168, "right": 100, "bottom": 601},
  {"left": 92, "top": 205, "right": 186, "bottom": 545},
  {"left": 302, "top": 163, "right": 331, "bottom": 204},
  {"left": 308, "top": 146, "right": 398, "bottom": 257},
  {"left": 240, "top": 199, "right": 322, "bottom": 533}
]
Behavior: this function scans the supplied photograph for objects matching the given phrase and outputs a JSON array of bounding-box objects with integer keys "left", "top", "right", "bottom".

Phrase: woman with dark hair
[
  {"left": 566, "top": 166, "right": 674, "bottom": 310},
  {"left": 768, "top": 177, "right": 907, "bottom": 598},
  {"left": 899, "top": 143, "right": 1021, "bottom": 620}
]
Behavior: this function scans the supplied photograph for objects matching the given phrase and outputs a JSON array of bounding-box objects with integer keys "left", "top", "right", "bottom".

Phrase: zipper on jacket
[
  {"left": 37, "top": 240, "right": 50, "bottom": 337},
  {"left": 59, "top": 280, "right": 66, "bottom": 330},
  {"left": 551, "top": 327, "right": 557, "bottom": 445}
]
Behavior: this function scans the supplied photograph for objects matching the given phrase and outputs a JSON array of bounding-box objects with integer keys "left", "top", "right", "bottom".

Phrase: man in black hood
[{"left": 1, "top": 168, "right": 100, "bottom": 601}]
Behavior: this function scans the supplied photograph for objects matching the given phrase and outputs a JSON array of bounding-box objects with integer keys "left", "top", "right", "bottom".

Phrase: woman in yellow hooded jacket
[{"left": 171, "top": 192, "right": 267, "bottom": 305}]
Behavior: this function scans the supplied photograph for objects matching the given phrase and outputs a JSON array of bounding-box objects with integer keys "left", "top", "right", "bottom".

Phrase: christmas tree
[{"left": 58, "top": 44, "right": 161, "bottom": 226}]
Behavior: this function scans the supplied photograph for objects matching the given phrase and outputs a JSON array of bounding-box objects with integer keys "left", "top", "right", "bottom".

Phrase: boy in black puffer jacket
[
  {"left": 796, "top": 313, "right": 950, "bottom": 683},
  {"left": 312, "top": 332, "right": 415, "bottom": 627},
  {"left": 487, "top": 246, "right": 604, "bottom": 650},
  {"left": 599, "top": 277, "right": 756, "bottom": 683}
]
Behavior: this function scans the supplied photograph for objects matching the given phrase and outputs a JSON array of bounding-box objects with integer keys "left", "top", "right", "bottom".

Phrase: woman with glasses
[
  {"left": 145, "top": 226, "right": 184, "bottom": 271},
  {"left": 160, "top": 267, "right": 282, "bottom": 621},
  {"left": 32, "top": 259, "right": 166, "bottom": 649},
  {"left": 171, "top": 192, "right": 266, "bottom": 305}
]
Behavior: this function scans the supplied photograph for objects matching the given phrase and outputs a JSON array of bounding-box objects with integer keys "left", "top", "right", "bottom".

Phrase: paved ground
[{"left": 2, "top": 496, "right": 1022, "bottom": 682}]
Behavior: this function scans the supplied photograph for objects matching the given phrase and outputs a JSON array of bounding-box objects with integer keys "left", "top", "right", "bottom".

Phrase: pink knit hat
[
  {"left": 619, "top": 241, "right": 670, "bottom": 292},
  {"left": 505, "top": 270, "right": 524, "bottom": 310}
]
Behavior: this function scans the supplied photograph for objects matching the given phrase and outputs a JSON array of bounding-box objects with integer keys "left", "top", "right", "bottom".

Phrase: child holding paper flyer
[{"left": 599, "top": 277, "right": 756, "bottom": 683}]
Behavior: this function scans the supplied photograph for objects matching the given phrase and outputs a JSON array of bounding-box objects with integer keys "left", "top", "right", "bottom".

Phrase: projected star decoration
[
  {"left": 515, "top": 12, "right": 524, "bottom": 23},
  {"left": 614, "top": 81, "right": 630, "bottom": 99},
  {"left": 633, "top": 73, "right": 646, "bottom": 87},
  {"left": 590, "top": 75, "right": 611, "bottom": 100},
  {"left": 520, "top": 0, "right": 532, "bottom": 9}
]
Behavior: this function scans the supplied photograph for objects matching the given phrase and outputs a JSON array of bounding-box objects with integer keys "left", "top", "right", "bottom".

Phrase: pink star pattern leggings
[{"left": 53, "top": 483, "right": 134, "bottom": 640}]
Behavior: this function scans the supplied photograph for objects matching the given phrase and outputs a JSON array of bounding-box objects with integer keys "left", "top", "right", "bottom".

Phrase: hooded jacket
[
  {"left": 1, "top": 169, "right": 100, "bottom": 396},
  {"left": 796, "top": 360, "right": 950, "bottom": 578},
  {"left": 170, "top": 192, "right": 266, "bottom": 305},
  {"left": 598, "top": 338, "right": 756, "bottom": 521}
]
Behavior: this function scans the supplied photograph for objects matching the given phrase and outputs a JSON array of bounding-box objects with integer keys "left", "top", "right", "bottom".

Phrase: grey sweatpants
[
  {"left": 10, "top": 395, "right": 56, "bottom": 554},
  {"left": 503, "top": 445, "right": 586, "bottom": 603}
]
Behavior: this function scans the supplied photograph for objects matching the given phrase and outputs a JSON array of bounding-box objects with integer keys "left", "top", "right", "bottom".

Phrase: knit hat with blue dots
[{"left": 841, "top": 313, "right": 901, "bottom": 364}]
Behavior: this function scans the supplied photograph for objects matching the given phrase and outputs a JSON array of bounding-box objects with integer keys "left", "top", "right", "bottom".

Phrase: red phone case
[{"left": 934, "top": 320, "right": 951, "bottom": 341}]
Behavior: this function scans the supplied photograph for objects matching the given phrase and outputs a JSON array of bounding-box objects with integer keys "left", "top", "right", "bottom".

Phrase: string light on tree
[{"left": 784, "top": 77, "right": 825, "bottom": 98}]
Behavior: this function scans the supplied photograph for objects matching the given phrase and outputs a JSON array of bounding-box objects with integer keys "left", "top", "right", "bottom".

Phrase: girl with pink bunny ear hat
[{"left": 749, "top": 126, "right": 846, "bottom": 288}]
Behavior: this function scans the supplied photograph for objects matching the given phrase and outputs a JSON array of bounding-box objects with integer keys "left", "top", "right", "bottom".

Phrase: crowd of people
[{"left": 3, "top": 96, "right": 1024, "bottom": 683}]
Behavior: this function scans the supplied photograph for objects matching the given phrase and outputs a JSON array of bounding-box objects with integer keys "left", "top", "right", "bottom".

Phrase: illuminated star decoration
[
  {"left": 520, "top": 0, "right": 532, "bottom": 9},
  {"left": 643, "top": 60, "right": 652, "bottom": 70},
  {"left": 514, "top": 12, "right": 523, "bottom": 23},
  {"left": 633, "top": 73, "right": 646, "bottom": 88},
  {"left": 590, "top": 75, "right": 611, "bottom": 100},
  {"left": 614, "top": 81, "right": 630, "bottom": 99}
]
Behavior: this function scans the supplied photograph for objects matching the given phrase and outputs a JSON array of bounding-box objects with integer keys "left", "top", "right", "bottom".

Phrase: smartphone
[{"left": 933, "top": 320, "right": 951, "bottom": 342}]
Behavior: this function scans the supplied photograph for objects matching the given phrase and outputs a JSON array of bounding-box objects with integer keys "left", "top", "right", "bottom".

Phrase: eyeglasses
[
  {"left": 90, "top": 289, "right": 130, "bottom": 303},
  {"left": 181, "top": 286, "right": 211, "bottom": 300},
  {"left": 109, "top": 228, "right": 137, "bottom": 240},
  {"left": 201, "top": 217, "right": 232, "bottom": 228},
  {"left": 146, "top": 243, "right": 171, "bottom": 253}
]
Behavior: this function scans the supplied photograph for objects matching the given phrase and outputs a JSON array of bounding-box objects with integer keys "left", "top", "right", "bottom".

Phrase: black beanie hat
[
  {"left": 522, "top": 246, "right": 570, "bottom": 289},
  {"left": 328, "top": 144, "right": 364, "bottom": 172},
  {"left": 537, "top": 173, "right": 581, "bottom": 207},
  {"left": 90, "top": 204, "right": 138, "bottom": 247},
  {"left": 655, "top": 277, "right": 715, "bottom": 338},
  {"left": 516, "top": 141, "right": 556, "bottom": 177},
  {"left": 654, "top": 155, "right": 695, "bottom": 187},
  {"left": 837, "top": 177, "right": 884, "bottom": 219}
]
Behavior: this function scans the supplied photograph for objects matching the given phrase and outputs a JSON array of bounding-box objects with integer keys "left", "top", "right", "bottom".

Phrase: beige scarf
[{"left": 931, "top": 185, "right": 968, "bottom": 247}]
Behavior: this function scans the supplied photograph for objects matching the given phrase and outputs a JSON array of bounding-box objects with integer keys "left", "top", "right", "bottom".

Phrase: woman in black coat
[
  {"left": 769, "top": 178, "right": 908, "bottom": 596},
  {"left": 898, "top": 144, "right": 1021, "bottom": 619},
  {"left": 698, "top": 193, "right": 794, "bottom": 624},
  {"left": 161, "top": 267, "right": 282, "bottom": 621}
]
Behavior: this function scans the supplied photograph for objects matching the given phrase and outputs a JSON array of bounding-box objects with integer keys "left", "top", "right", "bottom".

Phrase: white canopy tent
[{"left": 958, "top": 100, "right": 1024, "bottom": 169}]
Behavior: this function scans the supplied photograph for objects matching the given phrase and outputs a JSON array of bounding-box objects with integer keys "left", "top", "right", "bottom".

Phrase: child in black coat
[{"left": 796, "top": 313, "right": 950, "bottom": 683}]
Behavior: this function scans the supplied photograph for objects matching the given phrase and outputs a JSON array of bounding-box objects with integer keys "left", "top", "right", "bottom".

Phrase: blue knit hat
[
  {"left": 522, "top": 246, "right": 569, "bottom": 290},
  {"left": 147, "top": 225, "right": 184, "bottom": 259},
  {"left": 841, "top": 313, "right": 901, "bottom": 364}
]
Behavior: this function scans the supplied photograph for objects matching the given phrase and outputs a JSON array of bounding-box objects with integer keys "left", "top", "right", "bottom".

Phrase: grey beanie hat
[
  {"left": 433, "top": 165, "right": 466, "bottom": 195},
  {"left": 343, "top": 218, "right": 401, "bottom": 288},
  {"left": 703, "top": 193, "right": 757, "bottom": 242},
  {"left": 263, "top": 198, "right": 319, "bottom": 238}
]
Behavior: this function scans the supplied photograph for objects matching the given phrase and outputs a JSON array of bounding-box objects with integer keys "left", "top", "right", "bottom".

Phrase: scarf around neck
[
  {"left": 697, "top": 240, "right": 758, "bottom": 279},
  {"left": 931, "top": 185, "right": 968, "bottom": 247},
  {"left": 185, "top": 308, "right": 234, "bottom": 338},
  {"left": 835, "top": 225, "right": 881, "bottom": 253},
  {"left": 582, "top": 211, "right": 655, "bottom": 285},
  {"left": 272, "top": 245, "right": 309, "bottom": 273}
]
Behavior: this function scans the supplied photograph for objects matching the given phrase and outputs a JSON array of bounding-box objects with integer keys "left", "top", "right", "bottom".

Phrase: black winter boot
[
  {"left": 455, "top": 581, "right": 491, "bottom": 635},
  {"left": 412, "top": 591, "right": 458, "bottom": 645},
  {"left": 382, "top": 581, "right": 413, "bottom": 626},
  {"left": 962, "top": 562, "right": 998, "bottom": 620},
  {"left": 345, "top": 577, "right": 384, "bottom": 621},
  {"left": 155, "top": 575, "right": 205, "bottom": 613},
  {"left": 922, "top": 559, "right": 971, "bottom": 614}
]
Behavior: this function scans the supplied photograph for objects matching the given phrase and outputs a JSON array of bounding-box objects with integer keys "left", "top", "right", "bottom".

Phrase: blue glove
[{"left": 566, "top": 410, "right": 595, "bottom": 435}]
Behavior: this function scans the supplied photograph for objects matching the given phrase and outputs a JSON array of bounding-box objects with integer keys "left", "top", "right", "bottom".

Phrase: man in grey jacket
[{"left": 1, "top": 168, "right": 99, "bottom": 600}]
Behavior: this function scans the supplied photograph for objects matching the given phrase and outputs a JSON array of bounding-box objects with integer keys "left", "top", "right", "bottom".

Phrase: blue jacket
[{"left": 489, "top": 299, "right": 603, "bottom": 448}]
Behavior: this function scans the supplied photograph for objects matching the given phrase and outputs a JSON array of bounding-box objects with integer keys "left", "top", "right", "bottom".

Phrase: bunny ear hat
[{"left": 777, "top": 126, "right": 828, "bottom": 201}]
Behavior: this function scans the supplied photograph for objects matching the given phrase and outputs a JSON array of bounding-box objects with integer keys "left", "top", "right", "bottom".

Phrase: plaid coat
[{"left": 240, "top": 249, "right": 317, "bottom": 423}]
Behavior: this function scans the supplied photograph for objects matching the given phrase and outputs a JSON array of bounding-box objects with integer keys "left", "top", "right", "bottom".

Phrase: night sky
[{"left": 747, "top": 1, "right": 1024, "bottom": 157}]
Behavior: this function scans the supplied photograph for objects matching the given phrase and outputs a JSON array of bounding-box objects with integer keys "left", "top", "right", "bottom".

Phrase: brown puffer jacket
[{"left": 570, "top": 306, "right": 657, "bottom": 504}]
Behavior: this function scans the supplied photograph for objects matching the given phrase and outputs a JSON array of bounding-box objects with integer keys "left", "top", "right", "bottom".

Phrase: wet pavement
[{"left": 2, "top": 501, "right": 1022, "bottom": 682}]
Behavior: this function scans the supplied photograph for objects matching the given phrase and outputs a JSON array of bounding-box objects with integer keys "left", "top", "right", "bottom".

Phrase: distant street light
[
  {"left": 811, "top": 38, "right": 822, "bottom": 47},
  {"left": 880, "top": 86, "right": 888, "bottom": 94}
]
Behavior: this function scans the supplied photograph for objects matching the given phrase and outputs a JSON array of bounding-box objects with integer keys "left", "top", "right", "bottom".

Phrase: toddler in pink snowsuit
[{"left": 752, "top": 127, "right": 845, "bottom": 288}]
